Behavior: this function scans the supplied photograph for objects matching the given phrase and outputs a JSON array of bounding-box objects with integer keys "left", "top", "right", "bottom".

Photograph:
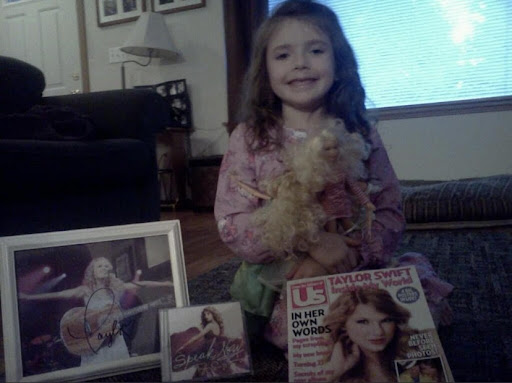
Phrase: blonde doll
[{"left": 234, "top": 124, "right": 377, "bottom": 257}]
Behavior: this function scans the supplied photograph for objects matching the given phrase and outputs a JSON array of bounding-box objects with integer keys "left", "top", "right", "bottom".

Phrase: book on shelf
[
  {"left": 160, "top": 301, "right": 252, "bottom": 382},
  {"left": 286, "top": 266, "right": 453, "bottom": 382}
]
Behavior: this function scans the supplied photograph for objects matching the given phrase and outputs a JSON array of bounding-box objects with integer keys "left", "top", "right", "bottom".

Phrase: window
[{"left": 268, "top": 0, "right": 512, "bottom": 113}]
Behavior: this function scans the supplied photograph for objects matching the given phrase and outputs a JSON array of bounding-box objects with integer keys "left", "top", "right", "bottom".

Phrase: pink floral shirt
[{"left": 214, "top": 123, "right": 405, "bottom": 269}]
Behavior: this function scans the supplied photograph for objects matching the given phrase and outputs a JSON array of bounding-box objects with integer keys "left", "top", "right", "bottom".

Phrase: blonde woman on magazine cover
[{"left": 322, "top": 288, "right": 415, "bottom": 382}]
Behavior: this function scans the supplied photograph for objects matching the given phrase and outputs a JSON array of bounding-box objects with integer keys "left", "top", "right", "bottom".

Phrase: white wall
[
  {"left": 83, "top": 2, "right": 511, "bottom": 181},
  {"left": 378, "top": 110, "right": 512, "bottom": 180},
  {"left": 84, "top": 0, "right": 229, "bottom": 158}
]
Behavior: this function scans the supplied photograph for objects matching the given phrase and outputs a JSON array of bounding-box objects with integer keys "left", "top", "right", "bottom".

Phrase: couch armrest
[{"left": 42, "top": 89, "right": 170, "bottom": 143}]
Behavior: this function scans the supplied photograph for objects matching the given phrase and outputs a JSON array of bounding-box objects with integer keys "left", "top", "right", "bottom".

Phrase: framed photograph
[
  {"left": 96, "top": 0, "right": 146, "bottom": 27},
  {"left": 136, "top": 79, "right": 192, "bottom": 129},
  {"left": 0, "top": 220, "right": 189, "bottom": 382},
  {"left": 152, "top": 0, "right": 205, "bottom": 14},
  {"left": 160, "top": 302, "right": 252, "bottom": 382}
]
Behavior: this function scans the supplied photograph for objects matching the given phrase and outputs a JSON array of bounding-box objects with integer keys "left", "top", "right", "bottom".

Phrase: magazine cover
[
  {"left": 160, "top": 301, "right": 252, "bottom": 382},
  {"left": 287, "top": 266, "right": 453, "bottom": 382}
]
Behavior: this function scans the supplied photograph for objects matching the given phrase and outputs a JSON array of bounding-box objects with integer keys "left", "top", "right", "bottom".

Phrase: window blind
[{"left": 268, "top": 0, "right": 511, "bottom": 108}]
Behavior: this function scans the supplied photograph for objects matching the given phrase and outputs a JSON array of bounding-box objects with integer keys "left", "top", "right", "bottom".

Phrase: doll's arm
[
  {"left": 345, "top": 178, "right": 375, "bottom": 211},
  {"left": 229, "top": 175, "right": 271, "bottom": 200},
  {"left": 345, "top": 178, "right": 376, "bottom": 238}
]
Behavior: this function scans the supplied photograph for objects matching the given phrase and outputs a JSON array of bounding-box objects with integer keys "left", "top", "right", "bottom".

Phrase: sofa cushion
[
  {"left": 0, "top": 105, "right": 96, "bottom": 140},
  {"left": 401, "top": 175, "right": 512, "bottom": 227},
  {"left": 0, "top": 139, "right": 152, "bottom": 196},
  {"left": 0, "top": 56, "right": 45, "bottom": 114}
]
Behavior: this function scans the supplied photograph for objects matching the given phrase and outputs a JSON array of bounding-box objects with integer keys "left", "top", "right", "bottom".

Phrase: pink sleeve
[
  {"left": 214, "top": 124, "right": 275, "bottom": 264},
  {"left": 351, "top": 127, "right": 406, "bottom": 268}
]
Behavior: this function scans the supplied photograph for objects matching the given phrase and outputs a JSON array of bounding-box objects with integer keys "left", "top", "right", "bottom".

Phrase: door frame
[{"left": 77, "top": 0, "right": 90, "bottom": 93}]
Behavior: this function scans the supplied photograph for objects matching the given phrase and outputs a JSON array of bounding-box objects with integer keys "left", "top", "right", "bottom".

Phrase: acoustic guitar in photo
[{"left": 60, "top": 292, "right": 174, "bottom": 356}]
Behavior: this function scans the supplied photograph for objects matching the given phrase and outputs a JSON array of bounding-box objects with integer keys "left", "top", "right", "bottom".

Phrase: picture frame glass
[
  {"left": 97, "top": 0, "right": 144, "bottom": 27},
  {"left": 1, "top": 221, "right": 189, "bottom": 382},
  {"left": 136, "top": 79, "right": 192, "bottom": 129},
  {"left": 152, "top": 0, "right": 205, "bottom": 14}
]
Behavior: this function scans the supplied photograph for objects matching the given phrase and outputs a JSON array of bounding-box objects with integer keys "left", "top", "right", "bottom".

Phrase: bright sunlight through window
[{"left": 268, "top": 0, "right": 512, "bottom": 109}]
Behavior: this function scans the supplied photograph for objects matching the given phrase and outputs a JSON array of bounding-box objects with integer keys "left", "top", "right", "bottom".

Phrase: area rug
[
  {"left": 194, "top": 229, "right": 512, "bottom": 382},
  {"left": 93, "top": 228, "right": 512, "bottom": 382},
  {"left": 2, "top": 229, "right": 510, "bottom": 382}
]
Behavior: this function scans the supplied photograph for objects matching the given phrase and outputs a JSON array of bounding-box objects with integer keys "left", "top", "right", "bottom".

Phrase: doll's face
[{"left": 322, "top": 136, "right": 339, "bottom": 162}]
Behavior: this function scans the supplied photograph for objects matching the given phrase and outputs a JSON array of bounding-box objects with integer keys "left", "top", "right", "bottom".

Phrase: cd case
[{"left": 160, "top": 301, "right": 252, "bottom": 382}]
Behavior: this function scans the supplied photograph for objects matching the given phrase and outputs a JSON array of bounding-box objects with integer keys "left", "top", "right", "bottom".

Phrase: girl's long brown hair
[{"left": 238, "top": 0, "right": 373, "bottom": 151}]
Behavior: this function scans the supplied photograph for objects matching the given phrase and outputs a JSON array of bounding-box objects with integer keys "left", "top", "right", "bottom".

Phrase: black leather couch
[{"left": 0, "top": 56, "right": 170, "bottom": 236}]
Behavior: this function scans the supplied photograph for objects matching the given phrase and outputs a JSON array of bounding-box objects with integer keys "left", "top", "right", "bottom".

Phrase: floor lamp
[{"left": 120, "top": 12, "right": 180, "bottom": 89}]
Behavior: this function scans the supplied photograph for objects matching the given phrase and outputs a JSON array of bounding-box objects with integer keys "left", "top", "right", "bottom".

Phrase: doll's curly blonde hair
[
  {"left": 251, "top": 125, "right": 371, "bottom": 256},
  {"left": 252, "top": 130, "right": 337, "bottom": 254}
]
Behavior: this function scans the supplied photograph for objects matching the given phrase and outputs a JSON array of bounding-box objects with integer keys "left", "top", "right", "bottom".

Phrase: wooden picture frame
[
  {"left": 135, "top": 79, "right": 193, "bottom": 129},
  {"left": 96, "top": 0, "right": 146, "bottom": 27},
  {"left": 152, "top": 0, "right": 205, "bottom": 14},
  {"left": 0, "top": 221, "right": 189, "bottom": 382}
]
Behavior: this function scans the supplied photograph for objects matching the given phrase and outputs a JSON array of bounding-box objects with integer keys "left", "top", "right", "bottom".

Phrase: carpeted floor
[
  {"left": 2, "top": 229, "right": 511, "bottom": 382},
  {"left": 96, "top": 228, "right": 512, "bottom": 382}
]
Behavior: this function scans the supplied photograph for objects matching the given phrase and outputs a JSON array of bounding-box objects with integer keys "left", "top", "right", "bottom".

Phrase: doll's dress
[
  {"left": 321, "top": 180, "right": 353, "bottom": 219},
  {"left": 80, "top": 288, "right": 130, "bottom": 366},
  {"left": 170, "top": 327, "right": 249, "bottom": 378}
]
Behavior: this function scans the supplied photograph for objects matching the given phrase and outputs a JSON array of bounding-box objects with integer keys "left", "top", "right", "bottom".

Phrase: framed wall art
[
  {"left": 0, "top": 220, "right": 189, "bottom": 382},
  {"left": 96, "top": 0, "right": 146, "bottom": 27},
  {"left": 136, "top": 79, "right": 193, "bottom": 129},
  {"left": 152, "top": 0, "right": 205, "bottom": 14}
]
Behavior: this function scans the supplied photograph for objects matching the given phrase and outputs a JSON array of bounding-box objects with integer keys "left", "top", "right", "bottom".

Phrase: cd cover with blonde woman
[{"left": 160, "top": 301, "right": 252, "bottom": 382}]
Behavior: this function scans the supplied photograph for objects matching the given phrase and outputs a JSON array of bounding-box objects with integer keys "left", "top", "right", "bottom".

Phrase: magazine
[
  {"left": 160, "top": 301, "right": 252, "bottom": 382},
  {"left": 286, "top": 266, "right": 453, "bottom": 382}
]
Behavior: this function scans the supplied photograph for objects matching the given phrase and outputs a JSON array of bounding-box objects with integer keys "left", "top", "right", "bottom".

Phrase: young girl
[{"left": 214, "top": 0, "right": 453, "bottom": 353}]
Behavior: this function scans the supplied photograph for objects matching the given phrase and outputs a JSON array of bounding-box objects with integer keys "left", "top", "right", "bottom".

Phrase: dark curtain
[{"left": 223, "top": 0, "right": 268, "bottom": 133}]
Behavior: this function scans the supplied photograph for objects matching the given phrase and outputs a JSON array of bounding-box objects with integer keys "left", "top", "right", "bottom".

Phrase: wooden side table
[
  {"left": 188, "top": 156, "right": 223, "bottom": 211},
  {"left": 157, "top": 127, "right": 190, "bottom": 209}
]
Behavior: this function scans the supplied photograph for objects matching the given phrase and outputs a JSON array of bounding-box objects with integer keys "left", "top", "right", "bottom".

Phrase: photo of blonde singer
[
  {"left": 322, "top": 288, "right": 415, "bottom": 382},
  {"left": 16, "top": 244, "right": 174, "bottom": 376}
]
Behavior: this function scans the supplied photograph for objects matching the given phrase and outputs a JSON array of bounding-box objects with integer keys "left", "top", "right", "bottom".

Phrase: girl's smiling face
[
  {"left": 345, "top": 303, "right": 396, "bottom": 353},
  {"left": 266, "top": 18, "right": 335, "bottom": 114}
]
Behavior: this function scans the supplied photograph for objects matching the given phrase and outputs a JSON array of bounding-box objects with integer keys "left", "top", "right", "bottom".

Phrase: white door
[{"left": 0, "top": 0, "right": 83, "bottom": 96}]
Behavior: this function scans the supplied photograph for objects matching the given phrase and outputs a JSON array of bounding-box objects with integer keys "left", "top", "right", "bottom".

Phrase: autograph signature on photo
[{"left": 61, "top": 288, "right": 172, "bottom": 355}]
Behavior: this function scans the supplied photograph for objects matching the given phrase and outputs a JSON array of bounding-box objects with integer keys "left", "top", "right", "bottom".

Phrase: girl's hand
[
  {"left": 309, "top": 231, "right": 361, "bottom": 274},
  {"left": 287, "top": 257, "right": 328, "bottom": 280}
]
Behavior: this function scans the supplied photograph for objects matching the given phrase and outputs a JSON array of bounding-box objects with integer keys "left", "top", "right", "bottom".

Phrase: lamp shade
[{"left": 121, "top": 12, "right": 180, "bottom": 60}]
